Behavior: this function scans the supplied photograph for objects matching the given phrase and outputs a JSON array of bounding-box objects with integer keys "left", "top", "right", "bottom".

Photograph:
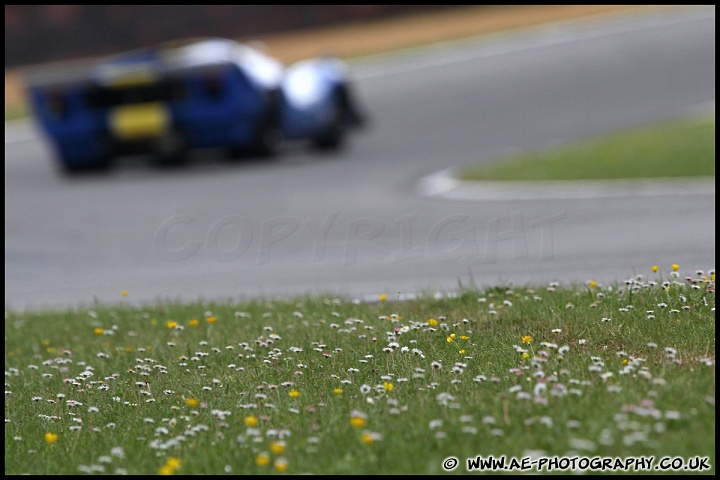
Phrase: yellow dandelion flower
[
  {"left": 188, "top": 319, "right": 199, "bottom": 327},
  {"left": 245, "top": 415, "right": 259, "bottom": 427},
  {"left": 671, "top": 264, "right": 680, "bottom": 271},
  {"left": 121, "top": 290, "right": 129, "bottom": 297},
  {"left": 166, "top": 457, "right": 182, "bottom": 469},
  {"left": 459, "top": 335, "right": 469, "bottom": 341},
  {"left": 270, "top": 441, "right": 286, "bottom": 455},
  {"left": 185, "top": 398, "right": 199, "bottom": 408},
  {"left": 427, "top": 318, "right": 438, "bottom": 326},
  {"left": 94, "top": 327, "right": 104, "bottom": 335},
  {"left": 166, "top": 320, "right": 177, "bottom": 329},
  {"left": 588, "top": 280, "right": 597, "bottom": 287},
  {"left": 206, "top": 316, "right": 217, "bottom": 323},
  {"left": 44, "top": 432, "right": 58, "bottom": 445},
  {"left": 651, "top": 265, "right": 659, "bottom": 273},
  {"left": 350, "top": 417, "right": 366, "bottom": 428},
  {"left": 383, "top": 382, "right": 393, "bottom": 392},
  {"left": 522, "top": 335, "right": 533, "bottom": 344},
  {"left": 288, "top": 389, "right": 300, "bottom": 398},
  {"left": 446, "top": 333, "right": 456, "bottom": 342},
  {"left": 379, "top": 293, "right": 387, "bottom": 302},
  {"left": 361, "top": 431, "right": 383, "bottom": 445},
  {"left": 274, "top": 458, "right": 289, "bottom": 473},
  {"left": 255, "top": 453, "right": 271, "bottom": 467},
  {"left": 333, "top": 388, "right": 343, "bottom": 395},
  {"left": 458, "top": 349, "right": 466, "bottom": 354},
  {"left": 522, "top": 352, "right": 531, "bottom": 360},
  {"left": 158, "top": 465, "right": 175, "bottom": 475}
]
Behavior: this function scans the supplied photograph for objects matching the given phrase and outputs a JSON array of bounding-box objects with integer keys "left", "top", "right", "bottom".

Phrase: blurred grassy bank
[{"left": 457, "top": 115, "right": 715, "bottom": 181}]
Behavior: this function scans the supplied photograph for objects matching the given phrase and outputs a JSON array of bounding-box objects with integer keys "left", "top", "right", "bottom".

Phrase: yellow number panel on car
[{"left": 110, "top": 102, "right": 170, "bottom": 140}]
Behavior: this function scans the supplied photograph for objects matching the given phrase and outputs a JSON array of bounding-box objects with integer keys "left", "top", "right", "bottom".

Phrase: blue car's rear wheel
[{"left": 153, "top": 131, "right": 188, "bottom": 167}]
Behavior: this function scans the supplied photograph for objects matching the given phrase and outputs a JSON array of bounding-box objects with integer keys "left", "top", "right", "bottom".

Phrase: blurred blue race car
[{"left": 24, "top": 37, "right": 367, "bottom": 172}]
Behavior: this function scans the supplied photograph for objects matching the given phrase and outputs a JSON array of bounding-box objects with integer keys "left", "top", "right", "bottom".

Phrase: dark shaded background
[{"left": 5, "top": 5, "right": 464, "bottom": 68}]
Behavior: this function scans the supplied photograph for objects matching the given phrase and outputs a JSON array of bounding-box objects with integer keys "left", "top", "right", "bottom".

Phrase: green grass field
[
  {"left": 458, "top": 115, "right": 715, "bottom": 182},
  {"left": 4, "top": 265, "right": 715, "bottom": 475}
]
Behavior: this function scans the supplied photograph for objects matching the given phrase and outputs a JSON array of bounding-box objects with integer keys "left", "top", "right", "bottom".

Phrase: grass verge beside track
[
  {"left": 4, "top": 265, "right": 715, "bottom": 475},
  {"left": 457, "top": 115, "right": 715, "bottom": 182}
]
